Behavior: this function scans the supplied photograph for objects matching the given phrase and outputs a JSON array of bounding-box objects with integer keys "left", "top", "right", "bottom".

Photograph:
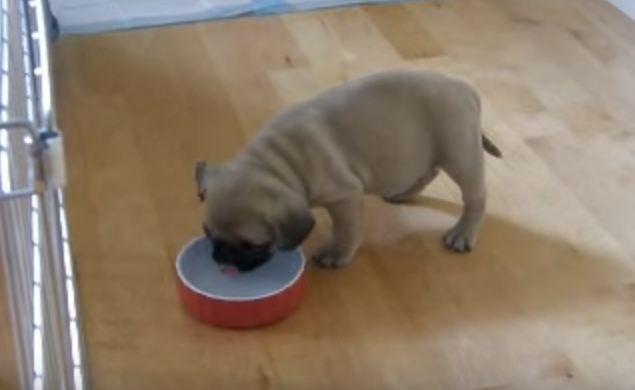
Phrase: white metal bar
[
  {"left": 0, "top": 0, "right": 89, "bottom": 389},
  {"left": 0, "top": 203, "right": 31, "bottom": 390}
]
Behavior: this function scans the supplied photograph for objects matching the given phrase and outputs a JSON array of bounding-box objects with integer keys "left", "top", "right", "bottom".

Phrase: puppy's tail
[{"left": 482, "top": 134, "right": 502, "bottom": 158}]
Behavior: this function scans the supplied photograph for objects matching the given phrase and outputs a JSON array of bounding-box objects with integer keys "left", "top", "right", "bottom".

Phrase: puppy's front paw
[
  {"left": 382, "top": 194, "right": 411, "bottom": 204},
  {"left": 443, "top": 224, "right": 477, "bottom": 253},
  {"left": 312, "top": 246, "right": 352, "bottom": 269}
]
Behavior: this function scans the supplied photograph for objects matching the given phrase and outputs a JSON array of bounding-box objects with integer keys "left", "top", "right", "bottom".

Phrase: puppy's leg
[
  {"left": 384, "top": 168, "right": 439, "bottom": 204},
  {"left": 442, "top": 157, "right": 486, "bottom": 253},
  {"left": 313, "top": 196, "right": 363, "bottom": 268}
]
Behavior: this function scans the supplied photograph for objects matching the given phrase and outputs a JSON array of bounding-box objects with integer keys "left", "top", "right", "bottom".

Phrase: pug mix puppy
[{"left": 196, "top": 70, "right": 501, "bottom": 272}]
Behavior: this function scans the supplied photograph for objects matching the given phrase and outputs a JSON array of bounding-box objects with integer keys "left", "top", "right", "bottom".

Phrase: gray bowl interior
[{"left": 176, "top": 237, "right": 305, "bottom": 301}]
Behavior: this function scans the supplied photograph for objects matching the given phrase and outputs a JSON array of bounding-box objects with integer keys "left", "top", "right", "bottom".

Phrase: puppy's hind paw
[{"left": 443, "top": 225, "right": 477, "bottom": 253}]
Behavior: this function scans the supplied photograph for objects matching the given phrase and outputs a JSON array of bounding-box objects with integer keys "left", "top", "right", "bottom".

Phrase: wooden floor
[{"left": 52, "top": 0, "right": 635, "bottom": 388}]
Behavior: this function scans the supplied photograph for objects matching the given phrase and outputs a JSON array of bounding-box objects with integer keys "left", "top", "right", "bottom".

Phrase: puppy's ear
[
  {"left": 273, "top": 206, "right": 315, "bottom": 250},
  {"left": 194, "top": 161, "right": 219, "bottom": 202}
]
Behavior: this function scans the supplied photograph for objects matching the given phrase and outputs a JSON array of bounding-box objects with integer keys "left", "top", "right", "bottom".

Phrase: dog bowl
[{"left": 176, "top": 237, "right": 306, "bottom": 329}]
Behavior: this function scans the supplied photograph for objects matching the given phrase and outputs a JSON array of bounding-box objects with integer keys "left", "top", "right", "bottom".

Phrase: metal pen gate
[{"left": 0, "top": 0, "right": 88, "bottom": 389}]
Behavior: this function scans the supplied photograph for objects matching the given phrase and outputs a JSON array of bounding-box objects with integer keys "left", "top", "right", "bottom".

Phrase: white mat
[
  {"left": 50, "top": 0, "right": 635, "bottom": 37},
  {"left": 50, "top": 0, "right": 399, "bottom": 35}
]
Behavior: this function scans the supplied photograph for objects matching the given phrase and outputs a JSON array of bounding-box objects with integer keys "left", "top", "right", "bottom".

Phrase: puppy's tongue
[{"left": 220, "top": 265, "right": 240, "bottom": 277}]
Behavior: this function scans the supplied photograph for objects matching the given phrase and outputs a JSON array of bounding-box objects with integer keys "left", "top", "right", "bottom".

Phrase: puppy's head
[{"left": 195, "top": 161, "right": 314, "bottom": 272}]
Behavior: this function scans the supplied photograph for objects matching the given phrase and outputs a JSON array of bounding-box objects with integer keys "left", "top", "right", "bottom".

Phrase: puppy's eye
[
  {"left": 239, "top": 240, "right": 271, "bottom": 249},
  {"left": 239, "top": 241, "right": 252, "bottom": 249},
  {"left": 256, "top": 242, "right": 272, "bottom": 250},
  {"left": 250, "top": 242, "right": 273, "bottom": 253}
]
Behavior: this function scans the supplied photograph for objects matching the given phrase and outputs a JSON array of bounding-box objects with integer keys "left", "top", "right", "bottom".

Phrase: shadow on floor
[{"left": 254, "top": 195, "right": 635, "bottom": 342}]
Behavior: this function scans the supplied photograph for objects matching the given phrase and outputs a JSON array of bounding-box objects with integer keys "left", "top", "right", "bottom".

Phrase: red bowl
[{"left": 176, "top": 237, "right": 306, "bottom": 329}]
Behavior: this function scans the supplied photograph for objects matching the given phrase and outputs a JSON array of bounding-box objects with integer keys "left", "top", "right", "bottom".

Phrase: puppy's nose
[
  {"left": 211, "top": 245, "right": 228, "bottom": 263},
  {"left": 212, "top": 247, "right": 224, "bottom": 262}
]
